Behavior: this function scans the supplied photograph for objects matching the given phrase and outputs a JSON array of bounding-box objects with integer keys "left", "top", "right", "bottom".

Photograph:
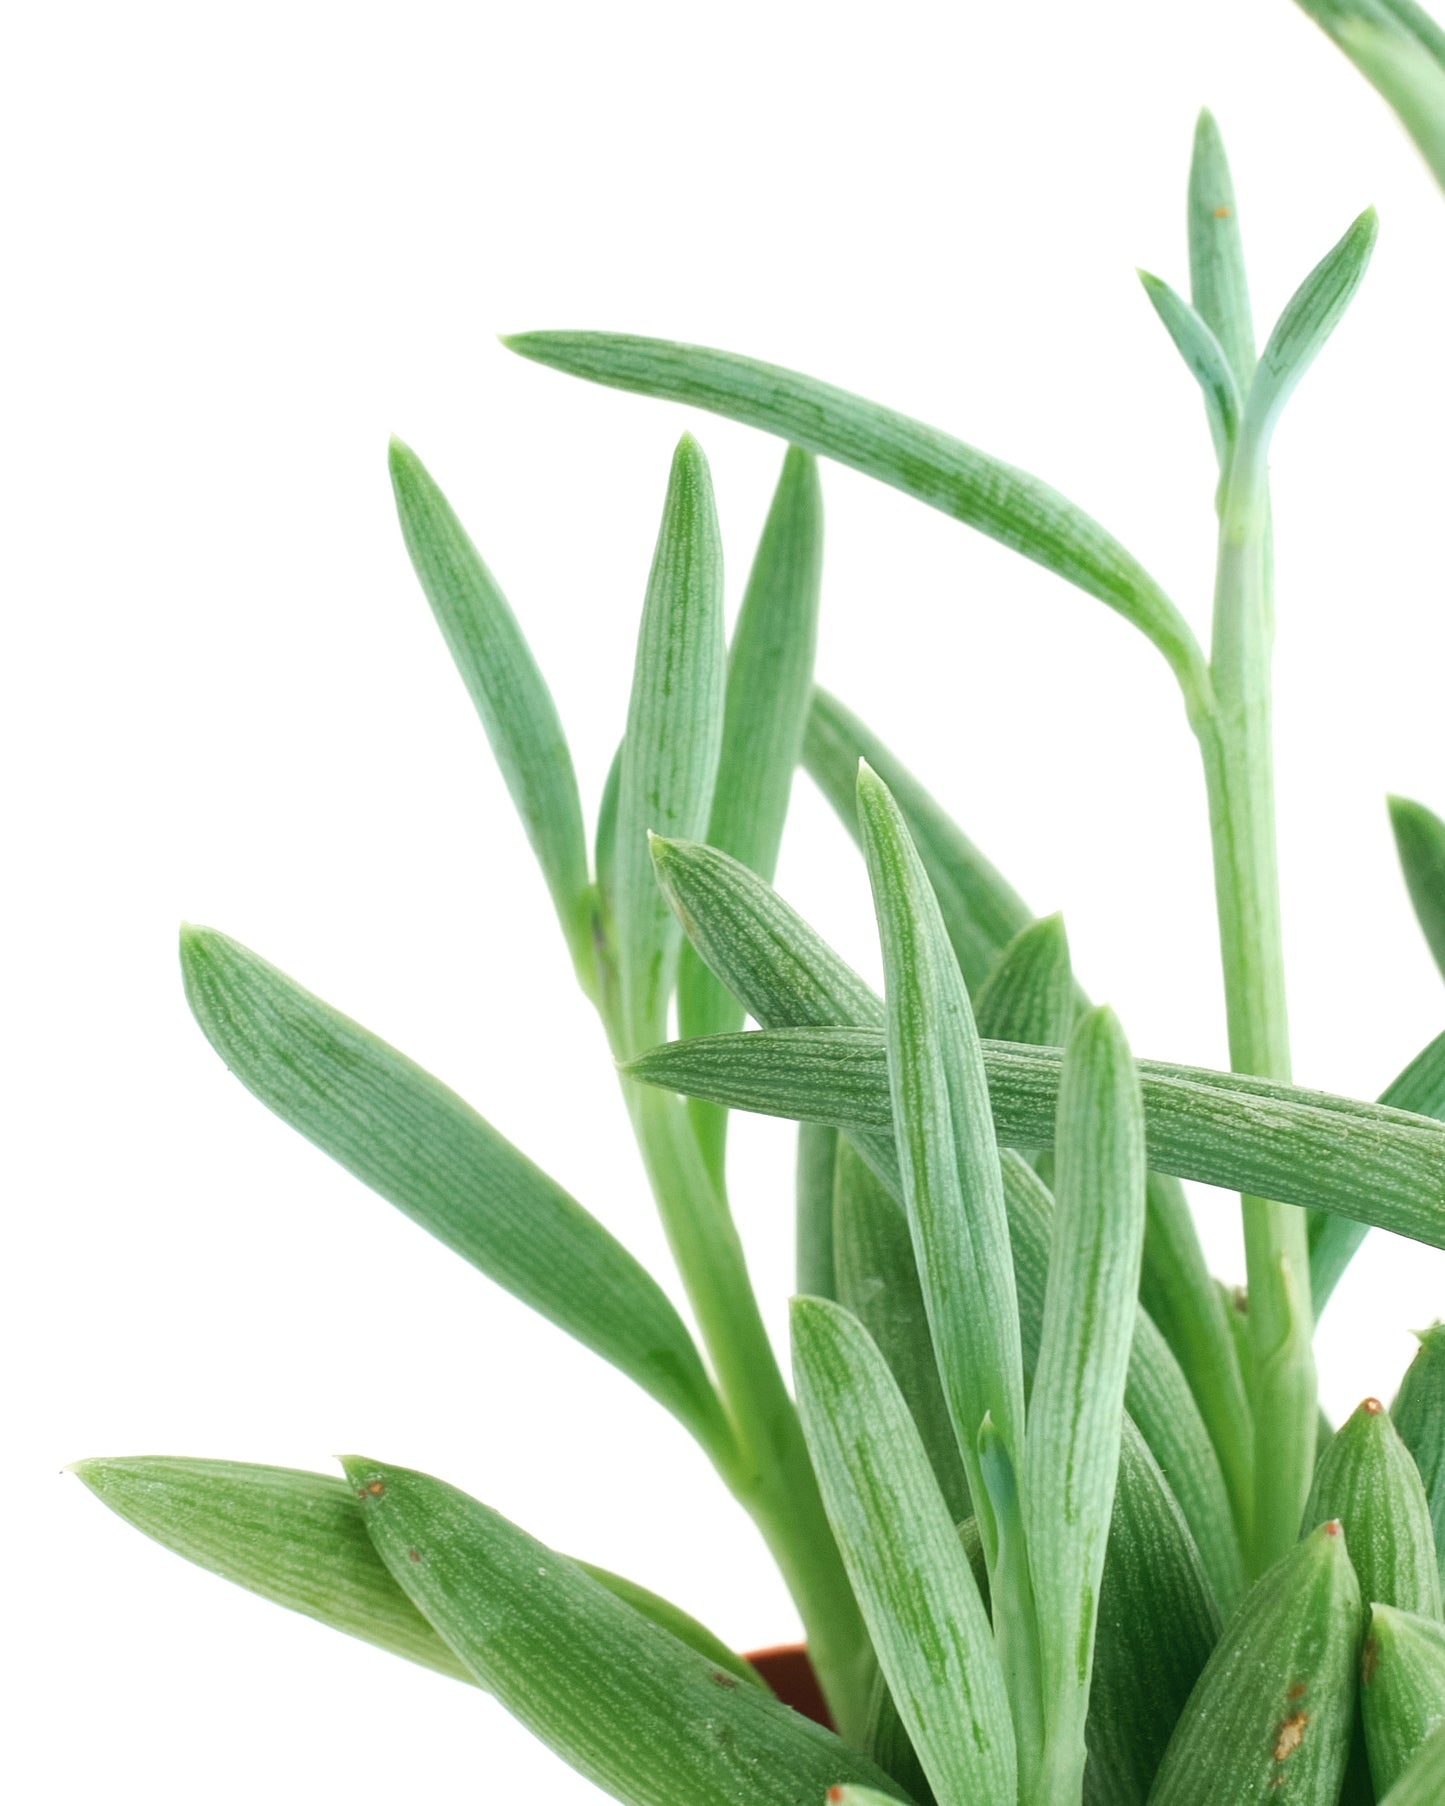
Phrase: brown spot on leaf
[
  {"left": 1287, "top": 1682, "right": 1307, "bottom": 1701},
  {"left": 367, "top": 1480, "right": 385, "bottom": 1496},
  {"left": 1214, "top": 206, "right": 1230, "bottom": 218},
  {"left": 827, "top": 1791, "right": 846, "bottom": 1804},
  {"left": 709, "top": 1670, "right": 738, "bottom": 1689},
  {"left": 1273, "top": 1712, "right": 1309, "bottom": 1761},
  {"left": 407, "top": 1548, "right": 421, "bottom": 1563},
  {"left": 1324, "top": 1520, "right": 1341, "bottom": 1537},
  {"left": 1363, "top": 1396, "right": 1383, "bottom": 1415},
  {"left": 1363, "top": 1636, "right": 1380, "bottom": 1686}
]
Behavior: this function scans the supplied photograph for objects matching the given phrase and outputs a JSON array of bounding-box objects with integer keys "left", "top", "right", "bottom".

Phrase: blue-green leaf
[
  {"left": 615, "top": 434, "right": 726, "bottom": 1055},
  {"left": 1292, "top": 0, "right": 1445, "bottom": 191},
  {"left": 1241, "top": 208, "right": 1379, "bottom": 451},
  {"left": 1393, "top": 1323, "right": 1445, "bottom": 1591},
  {"left": 624, "top": 1025, "right": 1445, "bottom": 1248},
  {"left": 1187, "top": 109, "right": 1258, "bottom": 393},
  {"left": 1310, "top": 1031, "right": 1445, "bottom": 1314},
  {"left": 856, "top": 762, "right": 1026, "bottom": 1542},
  {"left": 342, "top": 1457, "right": 903, "bottom": 1806},
  {"left": 1138, "top": 271, "right": 1243, "bottom": 465},
  {"left": 70, "top": 1457, "right": 761, "bottom": 1691},
  {"left": 1024, "top": 1007, "right": 1148, "bottom": 1805},
  {"left": 678, "top": 445, "right": 823, "bottom": 1170},
  {"left": 180, "top": 926, "right": 732, "bottom": 1463},
  {"left": 504, "top": 335, "right": 1211, "bottom": 710},
  {"left": 388, "top": 438, "right": 592, "bottom": 984},
  {"left": 1305, "top": 1398, "right": 1441, "bottom": 1618},
  {"left": 792, "top": 1298, "right": 1015, "bottom": 1806},
  {"left": 973, "top": 914, "right": 1078, "bottom": 1051}
]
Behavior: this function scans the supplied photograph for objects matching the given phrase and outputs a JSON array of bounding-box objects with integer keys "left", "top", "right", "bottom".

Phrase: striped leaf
[
  {"left": 1138, "top": 271, "right": 1243, "bottom": 465},
  {"left": 504, "top": 337, "right": 1211, "bottom": 710},
  {"left": 180, "top": 927, "right": 731, "bottom": 1463},
  {"left": 1024, "top": 1006, "right": 1148, "bottom": 1805},
  {"left": 1305, "top": 1398, "right": 1441, "bottom": 1619},
  {"left": 1363, "top": 1605, "right": 1445, "bottom": 1795},
  {"left": 792, "top": 1298, "right": 1015, "bottom": 1806},
  {"left": 1187, "top": 110, "right": 1258, "bottom": 393},
  {"left": 1392, "top": 1323, "right": 1445, "bottom": 1590},
  {"left": 389, "top": 439, "right": 592, "bottom": 984},
  {"left": 1292, "top": 0, "right": 1445, "bottom": 191},
  {"left": 856, "top": 762, "right": 1026, "bottom": 1539},
  {"left": 1380, "top": 1722, "right": 1445, "bottom": 1805},
  {"left": 71, "top": 1457, "right": 762, "bottom": 1690},
  {"left": 615, "top": 434, "right": 726, "bottom": 1055},
  {"left": 341, "top": 1457, "right": 902, "bottom": 1806}
]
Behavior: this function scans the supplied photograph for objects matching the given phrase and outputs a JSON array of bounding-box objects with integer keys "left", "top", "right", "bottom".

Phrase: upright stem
[
  {"left": 1197, "top": 441, "right": 1317, "bottom": 1574},
  {"left": 624, "top": 1080, "right": 874, "bottom": 1738}
]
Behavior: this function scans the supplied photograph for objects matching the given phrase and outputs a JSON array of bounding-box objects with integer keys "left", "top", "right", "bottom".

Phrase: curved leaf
[
  {"left": 1292, "top": 0, "right": 1445, "bottom": 191},
  {"left": 1391, "top": 795, "right": 1445, "bottom": 982},
  {"left": 180, "top": 926, "right": 732, "bottom": 1462},
  {"left": 342, "top": 1457, "right": 904, "bottom": 1806},
  {"left": 504, "top": 334, "right": 1211, "bottom": 709}
]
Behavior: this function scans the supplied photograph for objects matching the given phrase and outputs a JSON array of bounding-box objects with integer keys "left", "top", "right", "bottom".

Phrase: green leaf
[
  {"left": 388, "top": 439, "right": 592, "bottom": 984},
  {"left": 1138, "top": 271, "right": 1243, "bottom": 465},
  {"left": 180, "top": 926, "right": 732, "bottom": 1464},
  {"left": 973, "top": 913, "right": 1078, "bottom": 1050},
  {"left": 856, "top": 762, "right": 1026, "bottom": 1540},
  {"left": 1380, "top": 1722, "right": 1445, "bottom": 1805},
  {"left": 504, "top": 335, "right": 1212, "bottom": 711},
  {"left": 976, "top": 1416, "right": 1046, "bottom": 1796},
  {"left": 1391, "top": 796, "right": 1445, "bottom": 982},
  {"left": 1292, "top": 0, "right": 1445, "bottom": 191},
  {"left": 647, "top": 832, "right": 1241, "bottom": 1593},
  {"left": 624, "top": 1026, "right": 1445, "bottom": 1249},
  {"left": 1148, "top": 1522, "right": 1363, "bottom": 1805},
  {"left": 1311, "top": 1030, "right": 1445, "bottom": 1314},
  {"left": 791, "top": 1298, "right": 1016, "bottom": 1806},
  {"left": 1305, "top": 1399, "right": 1441, "bottom": 1619},
  {"left": 1140, "top": 1170, "right": 1255, "bottom": 1554},
  {"left": 1187, "top": 109, "right": 1258, "bottom": 393},
  {"left": 1024, "top": 1007, "right": 1148, "bottom": 1804},
  {"left": 71, "top": 1457, "right": 763, "bottom": 1694},
  {"left": 832, "top": 1137, "right": 971, "bottom": 1525},
  {"left": 615, "top": 434, "right": 726, "bottom": 1055},
  {"left": 796, "top": 1121, "right": 840, "bottom": 1302},
  {"left": 801, "top": 692, "right": 1251, "bottom": 1503},
  {"left": 1240, "top": 207, "right": 1379, "bottom": 452},
  {"left": 1392, "top": 1323, "right": 1445, "bottom": 1590},
  {"left": 678, "top": 445, "right": 824, "bottom": 1171},
  {"left": 803, "top": 689, "right": 1034, "bottom": 995},
  {"left": 1363, "top": 1605, "right": 1445, "bottom": 1795},
  {"left": 341, "top": 1456, "right": 903, "bottom": 1806},
  {"left": 1081, "top": 1421, "right": 1222, "bottom": 1806}
]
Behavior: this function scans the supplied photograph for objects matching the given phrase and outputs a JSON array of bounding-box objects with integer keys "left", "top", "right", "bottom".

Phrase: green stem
[
  {"left": 1196, "top": 440, "right": 1317, "bottom": 1576},
  {"left": 625, "top": 1079, "right": 873, "bottom": 1738}
]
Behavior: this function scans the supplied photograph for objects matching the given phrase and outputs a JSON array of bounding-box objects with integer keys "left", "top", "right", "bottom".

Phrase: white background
[{"left": 6, "top": 1, "right": 1445, "bottom": 1798}]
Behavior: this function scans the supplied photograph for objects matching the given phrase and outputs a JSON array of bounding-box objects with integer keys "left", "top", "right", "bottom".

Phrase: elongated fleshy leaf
[
  {"left": 648, "top": 834, "right": 1241, "bottom": 1590},
  {"left": 800, "top": 693, "right": 1250, "bottom": 1502},
  {"left": 1188, "top": 109, "right": 1257, "bottom": 393},
  {"left": 388, "top": 439, "right": 593, "bottom": 982},
  {"left": 792, "top": 1298, "right": 1016, "bottom": 1806},
  {"left": 1391, "top": 795, "right": 1445, "bottom": 982},
  {"left": 1311, "top": 1032, "right": 1445, "bottom": 1313},
  {"left": 832, "top": 1137, "right": 971, "bottom": 1524},
  {"left": 1380, "top": 1721, "right": 1445, "bottom": 1805},
  {"left": 71, "top": 1457, "right": 761, "bottom": 1692},
  {"left": 505, "top": 335, "right": 1211, "bottom": 710},
  {"left": 625, "top": 1026, "right": 1445, "bottom": 1247},
  {"left": 678, "top": 446, "right": 824, "bottom": 1170},
  {"left": 1138, "top": 271, "right": 1243, "bottom": 464},
  {"left": 615, "top": 435, "right": 726, "bottom": 1054},
  {"left": 180, "top": 927, "right": 731, "bottom": 1462},
  {"left": 1363, "top": 1604, "right": 1445, "bottom": 1794},
  {"left": 1025, "top": 1007, "right": 1148, "bottom": 1805},
  {"left": 341, "top": 1457, "right": 901, "bottom": 1806},
  {"left": 1293, "top": 0, "right": 1445, "bottom": 191},
  {"left": 1148, "top": 1522, "right": 1363, "bottom": 1804},
  {"left": 1393, "top": 1323, "right": 1445, "bottom": 1588},
  {"left": 973, "top": 914, "right": 1077, "bottom": 1050},
  {"left": 857, "top": 763, "right": 1026, "bottom": 1530},
  {"left": 1304, "top": 1396, "right": 1440, "bottom": 1616},
  {"left": 1241, "top": 208, "right": 1379, "bottom": 450},
  {"left": 796, "top": 1121, "right": 840, "bottom": 1303}
]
